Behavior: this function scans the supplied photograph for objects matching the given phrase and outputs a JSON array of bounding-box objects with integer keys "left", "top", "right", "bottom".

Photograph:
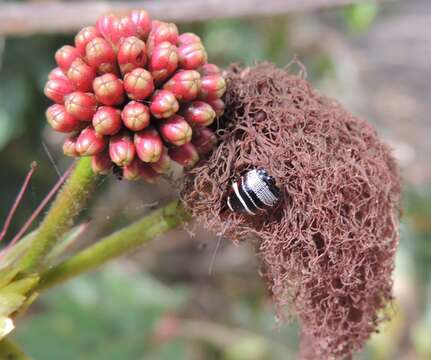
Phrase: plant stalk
[
  {"left": 37, "top": 200, "right": 190, "bottom": 291},
  {"left": 18, "top": 157, "right": 98, "bottom": 272},
  {"left": 0, "top": 337, "right": 31, "bottom": 360}
]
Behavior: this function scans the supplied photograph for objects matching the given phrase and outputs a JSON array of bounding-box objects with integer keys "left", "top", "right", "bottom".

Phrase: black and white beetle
[{"left": 227, "top": 168, "right": 280, "bottom": 215}]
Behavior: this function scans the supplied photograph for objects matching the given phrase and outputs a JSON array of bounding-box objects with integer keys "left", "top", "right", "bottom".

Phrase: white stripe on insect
[{"left": 232, "top": 181, "right": 255, "bottom": 215}]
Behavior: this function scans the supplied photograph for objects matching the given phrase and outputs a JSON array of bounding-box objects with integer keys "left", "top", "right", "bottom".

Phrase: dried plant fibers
[{"left": 181, "top": 63, "right": 401, "bottom": 359}]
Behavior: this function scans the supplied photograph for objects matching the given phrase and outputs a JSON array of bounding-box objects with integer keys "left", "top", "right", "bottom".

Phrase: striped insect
[{"left": 227, "top": 168, "right": 280, "bottom": 215}]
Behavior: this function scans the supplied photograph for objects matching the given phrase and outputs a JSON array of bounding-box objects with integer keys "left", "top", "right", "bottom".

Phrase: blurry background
[{"left": 1, "top": 0, "right": 430, "bottom": 359}]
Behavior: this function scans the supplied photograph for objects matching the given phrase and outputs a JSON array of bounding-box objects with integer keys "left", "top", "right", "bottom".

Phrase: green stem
[
  {"left": 0, "top": 338, "right": 31, "bottom": 360},
  {"left": 18, "top": 157, "right": 98, "bottom": 272},
  {"left": 37, "top": 200, "right": 190, "bottom": 291}
]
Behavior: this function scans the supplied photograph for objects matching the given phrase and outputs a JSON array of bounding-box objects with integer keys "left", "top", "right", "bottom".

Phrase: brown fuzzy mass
[{"left": 180, "top": 63, "right": 401, "bottom": 359}]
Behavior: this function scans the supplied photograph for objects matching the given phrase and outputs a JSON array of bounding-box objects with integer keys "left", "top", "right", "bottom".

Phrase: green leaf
[
  {"left": 0, "top": 293, "right": 25, "bottom": 317},
  {"left": 1, "top": 276, "right": 39, "bottom": 296}
]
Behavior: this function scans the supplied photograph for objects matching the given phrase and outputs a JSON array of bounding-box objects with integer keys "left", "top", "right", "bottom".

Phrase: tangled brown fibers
[{"left": 180, "top": 63, "right": 401, "bottom": 359}]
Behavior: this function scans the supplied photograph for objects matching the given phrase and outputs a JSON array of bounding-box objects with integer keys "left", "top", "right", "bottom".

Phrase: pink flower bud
[
  {"left": 163, "top": 70, "right": 201, "bottom": 102},
  {"left": 183, "top": 101, "right": 216, "bottom": 126},
  {"left": 92, "top": 151, "right": 113, "bottom": 175},
  {"left": 149, "top": 41, "right": 178, "bottom": 82},
  {"left": 150, "top": 90, "right": 179, "bottom": 119},
  {"left": 109, "top": 131, "right": 136, "bottom": 166},
  {"left": 199, "top": 74, "right": 227, "bottom": 100},
  {"left": 44, "top": 79, "right": 75, "bottom": 104},
  {"left": 67, "top": 58, "right": 96, "bottom": 92},
  {"left": 168, "top": 143, "right": 199, "bottom": 168},
  {"left": 93, "top": 73, "right": 125, "bottom": 106},
  {"left": 140, "top": 164, "right": 161, "bottom": 183},
  {"left": 150, "top": 148, "right": 171, "bottom": 174},
  {"left": 122, "top": 158, "right": 145, "bottom": 181},
  {"left": 159, "top": 115, "right": 192, "bottom": 146},
  {"left": 55, "top": 45, "right": 81, "bottom": 72},
  {"left": 123, "top": 68, "right": 154, "bottom": 100},
  {"left": 64, "top": 92, "right": 97, "bottom": 121},
  {"left": 63, "top": 135, "right": 79, "bottom": 157},
  {"left": 147, "top": 22, "right": 179, "bottom": 54},
  {"left": 75, "top": 26, "right": 101, "bottom": 55},
  {"left": 85, "top": 37, "right": 118, "bottom": 75},
  {"left": 130, "top": 9, "right": 152, "bottom": 40},
  {"left": 206, "top": 98, "right": 225, "bottom": 117},
  {"left": 178, "top": 32, "right": 201, "bottom": 47},
  {"left": 178, "top": 42, "right": 207, "bottom": 70},
  {"left": 48, "top": 67, "right": 69, "bottom": 82},
  {"left": 198, "top": 63, "right": 222, "bottom": 77},
  {"left": 117, "top": 36, "right": 147, "bottom": 75},
  {"left": 134, "top": 127, "right": 163, "bottom": 163},
  {"left": 46, "top": 104, "right": 81, "bottom": 133},
  {"left": 96, "top": 14, "right": 119, "bottom": 46},
  {"left": 192, "top": 127, "right": 217, "bottom": 155},
  {"left": 115, "top": 16, "right": 137, "bottom": 45},
  {"left": 121, "top": 101, "right": 150, "bottom": 131},
  {"left": 92, "top": 106, "right": 122, "bottom": 135},
  {"left": 76, "top": 127, "right": 107, "bottom": 156}
]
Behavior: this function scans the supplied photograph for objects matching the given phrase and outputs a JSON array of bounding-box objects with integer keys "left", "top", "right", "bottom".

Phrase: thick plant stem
[
  {"left": 0, "top": 337, "right": 31, "bottom": 360},
  {"left": 18, "top": 157, "right": 98, "bottom": 272},
  {"left": 37, "top": 200, "right": 190, "bottom": 291}
]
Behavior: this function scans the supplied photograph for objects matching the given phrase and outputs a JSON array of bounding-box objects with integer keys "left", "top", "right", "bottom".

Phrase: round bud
[
  {"left": 199, "top": 74, "right": 227, "bottom": 100},
  {"left": 85, "top": 37, "right": 118, "bottom": 75},
  {"left": 63, "top": 135, "right": 79, "bottom": 157},
  {"left": 168, "top": 142, "right": 199, "bottom": 168},
  {"left": 192, "top": 127, "right": 217, "bottom": 155},
  {"left": 159, "top": 115, "right": 192, "bottom": 146},
  {"left": 134, "top": 127, "right": 163, "bottom": 163},
  {"left": 117, "top": 36, "right": 147, "bottom": 75},
  {"left": 178, "top": 32, "right": 201, "bottom": 47},
  {"left": 150, "top": 90, "right": 179, "bottom": 119},
  {"left": 147, "top": 22, "right": 179, "bottom": 54},
  {"left": 76, "top": 127, "right": 107, "bottom": 156},
  {"left": 163, "top": 70, "right": 201, "bottom": 102},
  {"left": 123, "top": 68, "right": 154, "bottom": 100},
  {"left": 48, "top": 67, "right": 69, "bottom": 82},
  {"left": 55, "top": 45, "right": 80, "bottom": 72},
  {"left": 150, "top": 148, "right": 171, "bottom": 174},
  {"left": 67, "top": 58, "right": 96, "bottom": 92},
  {"left": 198, "top": 63, "right": 222, "bottom": 77},
  {"left": 130, "top": 9, "right": 152, "bottom": 40},
  {"left": 96, "top": 14, "right": 118, "bottom": 46},
  {"left": 46, "top": 104, "right": 81, "bottom": 133},
  {"left": 44, "top": 79, "right": 75, "bottom": 104},
  {"left": 93, "top": 73, "right": 125, "bottom": 106},
  {"left": 121, "top": 101, "right": 150, "bottom": 131},
  {"left": 183, "top": 101, "right": 216, "bottom": 127},
  {"left": 109, "top": 131, "right": 136, "bottom": 166},
  {"left": 123, "top": 158, "right": 146, "bottom": 181},
  {"left": 206, "top": 98, "right": 225, "bottom": 117},
  {"left": 178, "top": 42, "right": 207, "bottom": 70},
  {"left": 140, "top": 164, "right": 161, "bottom": 183},
  {"left": 92, "top": 151, "right": 113, "bottom": 175},
  {"left": 75, "top": 26, "right": 101, "bottom": 55},
  {"left": 92, "top": 106, "right": 122, "bottom": 135},
  {"left": 64, "top": 92, "right": 97, "bottom": 121},
  {"left": 149, "top": 41, "right": 178, "bottom": 82}
]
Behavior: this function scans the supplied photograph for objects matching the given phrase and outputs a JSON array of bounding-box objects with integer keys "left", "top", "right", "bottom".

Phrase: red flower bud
[
  {"left": 147, "top": 22, "right": 179, "bottom": 54},
  {"left": 134, "top": 127, "right": 163, "bottom": 163},
  {"left": 183, "top": 101, "right": 216, "bottom": 126},
  {"left": 123, "top": 68, "right": 154, "bottom": 100},
  {"left": 150, "top": 90, "right": 179, "bottom": 119},
  {"left": 75, "top": 26, "right": 101, "bottom": 55},
  {"left": 198, "top": 63, "right": 222, "bottom": 77},
  {"left": 163, "top": 70, "right": 201, "bottom": 102},
  {"left": 122, "top": 158, "right": 145, "bottom": 181},
  {"left": 150, "top": 148, "right": 171, "bottom": 174},
  {"left": 192, "top": 127, "right": 217, "bottom": 155},
  {"left": 85, "top": 37, "right": 118, "bottom": 75},
  {"left": 96, "top": 14, "right": 118, "bottom": 46},
  {"left": 140, "top": 164, "right": 161, "bottom": 183},
  {"left": 44, "top": 79, "right": 75, "bottom": 104},
  {"left": 93, "top": 73, "right": 125, "bottom": 106},
  {"left": 63, "top": 135, "right": 79, "bottom": 157},
  {"left": 48, "top": 67, "right": 69, "bottom": 82},
  {"left": 55, "top": 45, "right": 81, "bottom": 72},
  {"left": 46, "top": 104, "right": 81, "bottom": 133},
  {"left": 159, "top": 115, "right": 192, "bottom": 146},
  {"left": 178, "top": 32, "right": 201, "bottom": 47},
  {"left": 149, "top": 41, "right": 178, "bottom": 82},
  {"left": 92, "top": 106, "right": 122, "bottom": 135},
  {"left": 168, "top": 142, "right": 199, "bottom": 168},
  {"left": 130, "top": 9, "right": 152, "bottom": 40},
  {"left": 64, "top": 92, "right": 97, "bottom": 121},
  {"left": 117, "top": 36, "right": 147, "bottom": 75},
  {"left": 178, "top": 42, "right": 207, "bottom": 70},
  {"left": 199, "top": 74, "right": 226, "bottom": 100},
  {"left": 121, "top": 101, "right": 150, "bottom": 131},
  {"left": 67, "top": 58, "right": 96, "bottom": 92},
  {"left": 206, "top": 98, "right": 225, "bottom": 117},
  {"left": 76, "top": 127, "right": 107, "bottom": 156},
  {"left": 109, "top": 131, "right": 136, "bottom": 166},
  {"left": 92, "top": 151, "right": 113, "bottom": 175},
  {"left": 115, "top": 16, "right": 137, "bottom": 45}
]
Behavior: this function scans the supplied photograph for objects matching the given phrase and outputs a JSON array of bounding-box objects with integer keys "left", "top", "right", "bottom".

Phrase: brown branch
[{"left": 1, "top": 0, "right": 367, "bottom": 36}]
